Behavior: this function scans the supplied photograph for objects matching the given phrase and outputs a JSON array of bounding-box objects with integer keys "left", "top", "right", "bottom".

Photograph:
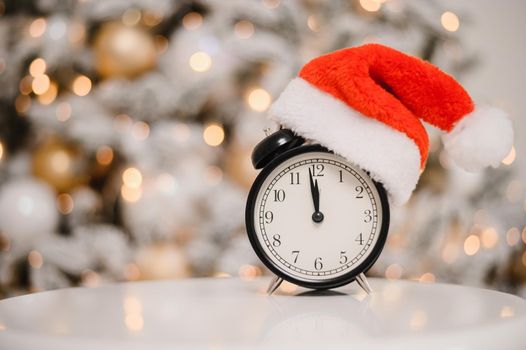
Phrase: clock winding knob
[{"left": 251, "top": 129, "right": 304, "bottom": 169}]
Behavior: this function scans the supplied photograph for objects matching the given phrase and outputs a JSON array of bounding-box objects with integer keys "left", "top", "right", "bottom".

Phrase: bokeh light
[
  {"left": 441, "top": 11, "right": 460, "bottom": 32},
  {"left": 360, "top": 0, "right": 381, "bottom": 12},
  {"left": 246, "top": 88, "right": 271, "bottom": 112},
  {"left": 122, "top": 8, "right": 142, "bottom": 26},
  {"left": 464, "top": 235, "right": 480, "bottom": 256},
  {"left": 502, "top": 146, "right": 516, "bottom": 165},
  {"left": 234, "top": 20, "right": 254, "bottom": 39},
  {"left": 28, "top": 250, "right": 43, "bottom": 269},
  {"left": 57, "top": 193, "right": 74, "bottom": 214},
  {"left": 32, "top": 74, "right": 50, "bottom": 95},
  {"left": 189, "top": 52, "right": 212, "bottom": 72},
  {"left": 385, "top": 263, "right": 403, "bottom": 279},
  {"left": 203, "top": 124, "right": 225, "bottom": 147},
  {"left": 122, "top": 167, "right": 143, "bottom": 188},
  {"left": 29, "top": 18, "right": 47, "bottom": 37},
  {"left": 182, "top": 12, "right": 203, "bottom": 31},
  {"left": 29, "top": 58, "right": 46, "bottom": 77},
  {"left": 96, "top": 146, "right": 114, "bottom": 166},
  {"left": 72, "top": 75, "right": 92, "bottom": 96}
]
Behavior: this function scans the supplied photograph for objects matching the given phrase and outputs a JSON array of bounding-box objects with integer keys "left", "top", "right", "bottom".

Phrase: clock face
[{"left": 246, "top": 145, "right": 389, "bottom": 289}]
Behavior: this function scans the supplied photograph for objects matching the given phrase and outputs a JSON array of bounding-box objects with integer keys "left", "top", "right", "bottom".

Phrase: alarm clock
[{"left": 245, "top": 129, "right": 390, "bottom": 294}]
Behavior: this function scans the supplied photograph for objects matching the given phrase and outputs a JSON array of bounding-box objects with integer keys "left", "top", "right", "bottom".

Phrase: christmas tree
[{"left": 0, "top": 0, "right": 524, "bottom": 297}]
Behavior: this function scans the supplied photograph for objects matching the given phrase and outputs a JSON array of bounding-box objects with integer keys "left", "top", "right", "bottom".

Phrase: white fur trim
[
  {"left": 442, "top": 106, "right": 513, "bottom": 172},
  {"left": 269, "top": 78, "right": 421, "bottom": 206}
]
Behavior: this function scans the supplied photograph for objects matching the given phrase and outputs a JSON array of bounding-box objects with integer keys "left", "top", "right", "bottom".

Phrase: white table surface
[{"left": 0, "top": 277, "right": 525, "bottom": 350}]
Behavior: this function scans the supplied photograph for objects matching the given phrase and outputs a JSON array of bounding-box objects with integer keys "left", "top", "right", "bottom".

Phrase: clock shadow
[{"left": 294, "top": 290, "right": 348, "bottom": 297}]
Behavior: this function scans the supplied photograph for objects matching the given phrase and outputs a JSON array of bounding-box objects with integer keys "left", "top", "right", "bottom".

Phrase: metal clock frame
[{"left": 245, "top": 144, "right": 390, "bottom": 291}]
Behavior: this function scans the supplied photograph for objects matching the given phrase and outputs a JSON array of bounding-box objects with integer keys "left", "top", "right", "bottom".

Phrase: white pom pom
[{"left": 442, "top": 106, "right": 513, "bottom": 172}]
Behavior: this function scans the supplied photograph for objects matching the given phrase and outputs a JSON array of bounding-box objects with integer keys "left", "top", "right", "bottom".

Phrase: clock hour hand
[{"left": 308, "top": 168, "right": 324, "bottom": 223}]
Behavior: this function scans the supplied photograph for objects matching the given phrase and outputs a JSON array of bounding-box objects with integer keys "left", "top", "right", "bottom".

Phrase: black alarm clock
[{"left": 245, "top": 129, "right": 390, "bottom": 294}]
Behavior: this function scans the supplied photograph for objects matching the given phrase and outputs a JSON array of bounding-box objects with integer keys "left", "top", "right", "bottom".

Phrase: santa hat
[{"left": 269, "top": 44, "right": 513, "bottom": 205}]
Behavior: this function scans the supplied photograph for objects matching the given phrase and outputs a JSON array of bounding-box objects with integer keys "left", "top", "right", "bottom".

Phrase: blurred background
[{"left": 0, "top": 0, "right": 524, "bottom": 298}]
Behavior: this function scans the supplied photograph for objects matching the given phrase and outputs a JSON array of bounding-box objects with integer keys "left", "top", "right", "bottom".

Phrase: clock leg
[
  {"left": 356, "top": 273, "right": 373, "bottom": 295},
  {"left": 267, "top": 275, "right": 284, "bottom": 295}
]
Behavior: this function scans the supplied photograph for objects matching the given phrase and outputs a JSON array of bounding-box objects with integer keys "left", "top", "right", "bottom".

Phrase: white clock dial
[{"left": 252, "top": 151, "right": 384, "bottom": 283}]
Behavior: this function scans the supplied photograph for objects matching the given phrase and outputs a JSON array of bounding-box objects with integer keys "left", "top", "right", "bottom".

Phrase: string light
[
  {"left": 234, "top": 20, "right": 254, "bottom": 39},
  {"left": 213, "top": 272, "right": 230, "bottom": 278},
  {"left": 203, "top": 123, "right": 225, "bottom": 147},
  {"left": 189, "top": 52, "right": 212, "bottom": 72},
  {"left": 307, "top": 15, "right": 320, "bottom": 32},
  {"left": 56, "top": 102, "right": 72, "bottom": 122},
  {"left": 121, "top": 167, "right": 143, "bottom": 202},
  {"left": 418, "top": 272, "right": 436, "bottom": 283},
  {"left": 72, "top": 75, "right": 92, "bottom": 96},
  {"left": 122, "top": 167, "right": 143, "bottom": 188},
  {"left": 182, "top": 12, "right": 203, "bottom": 31},
  {"left": 32, "top": 74, "right": 51, "bottom": 95},
  {"left": 246, "top": 87, "right": 271, "bottom": 112},
  {"left": 28, "top": 250, "right": 43, "bottom": 269},
  {"left": 441, "top": 11, "right": 460, "bottom": 32},
  {"left": 19, "top": 75, "right": 33, "bottom": 95},
  {"left": 132, "top": 121, "right": 150, "bottom": 140},
  {"left": 502, "top": 146, "right": 516, "bottom": 165},
  {"left": 262, "top": 0, "right": 280, "bottom": 9},
  {"left": 29, "top": 58, "right": 46, "bottom": 77},
  {"left": 385, "top": 263, "right": 403, "bottom": 279},
  {"left": 96, "top": 146, "right": 114, "bottom": 165},
  {"left": 143, "top": 10, "right": 163, "bottom": 27},
  {"left": 238, "top": 264, "right": 262, "bottom": 281},
  {"left": 29, "top": 18, "right": 47, "bottom": 38},
  {"left": 68, "top": 21, "right": 86, "bottom": 44},
  {"left": 122, "top": 8, "right": 142, "bottom": 26},
  {"left": 359, "top": 0, "right": 381, "bottom": 12},
  {"left": 120, "top": 167, "right": 143, "bottom": 201},
  {"left": 481, "top": 227, "right": 498, "bottom": 248},
  {"left": 14, "top": 95, "right": 31, "bottom": 114},
  {"left": 114, "top": 114, "right": 133, "bottom": 131},
  {"left": 37, "top": 81, "right": 58, "bottom": 105},
  {"left": 0, "top": 140, "right": 3, "bottom": 161},
  {"left": 81, "top": 269, "right": 101, "bottom": 288},
  {"left": 464, "top": 235, "right": 480, "bottom": 256},
  {"left": 506, "top": 227, "right": 520, "bottom": 246},
  {"left": 123, "top": 263, "right": 141, "bottom": 280},
  {"left": 57, "top": 193, "right": 74, "bottom": 214},
  {"left": 121, "top": 185, "right": 142, "bottom": 203}
]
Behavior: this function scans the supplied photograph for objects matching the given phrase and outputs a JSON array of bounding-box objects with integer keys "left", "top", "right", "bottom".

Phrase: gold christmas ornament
[
  {"left": 32, "top": 138, "right": 89, "bottom": 192},
  {"left": 94, "top": 22, "right": 157, "bottom": 79}
]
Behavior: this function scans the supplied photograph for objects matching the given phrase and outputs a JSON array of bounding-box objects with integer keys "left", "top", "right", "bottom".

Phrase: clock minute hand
[{"left": 309, "top": 168, "right": 324, "bottom": 223}]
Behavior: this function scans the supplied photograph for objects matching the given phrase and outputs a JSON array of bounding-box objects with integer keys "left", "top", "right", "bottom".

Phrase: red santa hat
[{"left": 270, "top": 44, "right": 513, "bottom": 205}]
